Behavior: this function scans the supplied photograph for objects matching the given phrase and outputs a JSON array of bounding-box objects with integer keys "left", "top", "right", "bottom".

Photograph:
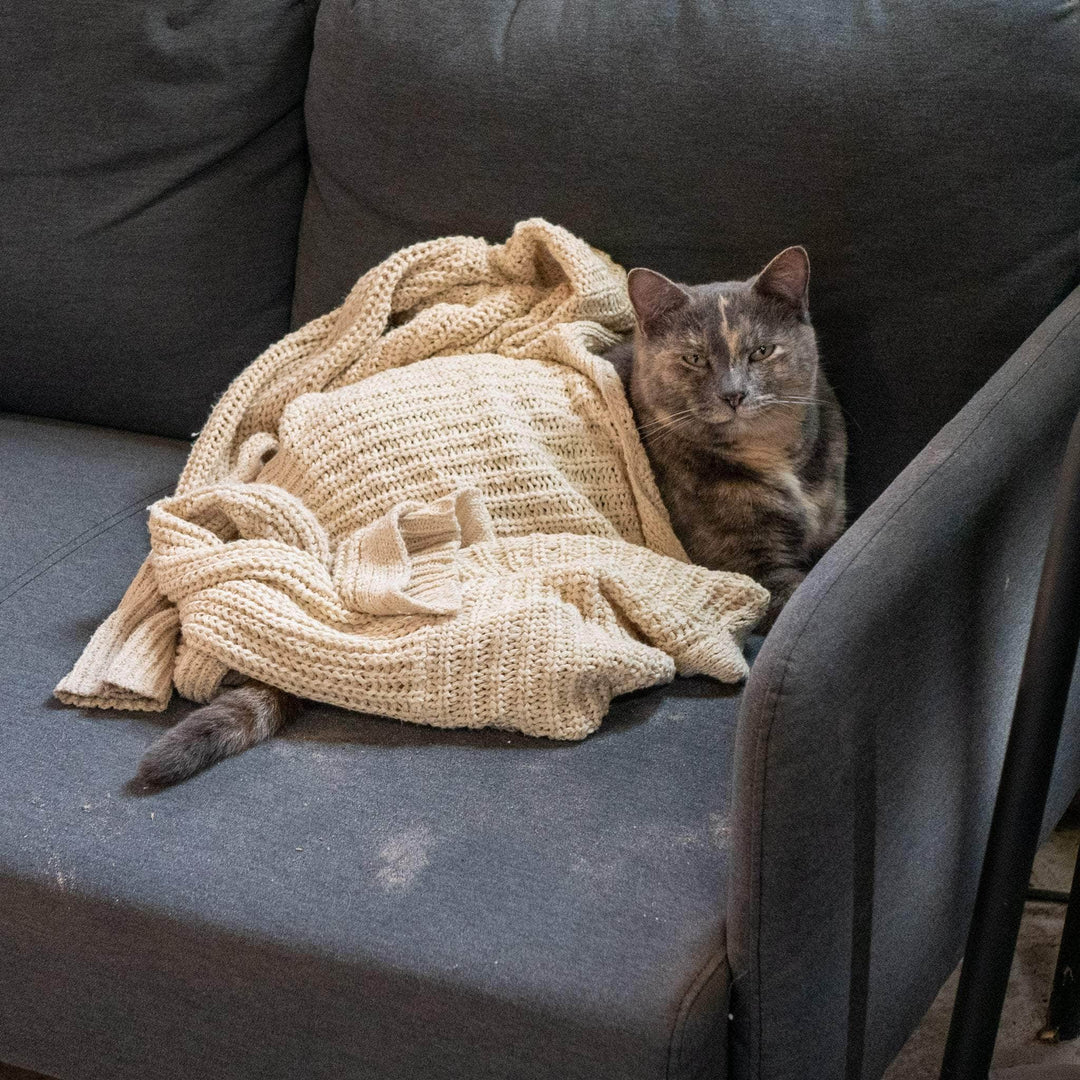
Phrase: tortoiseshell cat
[
  {"left": 136, "top": 246, "right": 845, "bottom": 787},
  {"left": 605, "top": 246, "right": 846, "bottom": 625}
]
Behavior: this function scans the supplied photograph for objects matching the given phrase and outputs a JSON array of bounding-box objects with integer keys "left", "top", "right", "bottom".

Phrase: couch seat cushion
[
  {"left": 0, "top": 414, "right": 751, "bottom": 1080},
  {"left": 0, "top": 414, "right": 191, "bottom": 597}
]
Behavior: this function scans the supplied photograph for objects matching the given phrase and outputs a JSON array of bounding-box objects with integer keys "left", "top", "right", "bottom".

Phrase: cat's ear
[
  {"left": 753, "top": 246, "right": 810, "bottom": 314},
  {"left": 627, "top": 268, "right": 690, "bottom": 336}
]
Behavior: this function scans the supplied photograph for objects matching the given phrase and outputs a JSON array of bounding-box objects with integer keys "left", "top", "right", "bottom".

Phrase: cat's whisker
[
  {"left": 640, "top": 424, "right": 690, "bottom": 442},
  {"left": 643, "top": 420, "right": 694, "bottom": 442},
  {"left": 641, "top": 414, "right": 698, "bottom": 442},
  {"left": 760, "top": 396, "right": 863, "bottom": 432},
  {"left": 637, "top": 409, "right": 698, "bottom": 436},
  {"left": 637, "top": 406, "right": 698, "bottom": 427},
  {"left": 638, "top": 418, "right": 689, "bottom": 435}
]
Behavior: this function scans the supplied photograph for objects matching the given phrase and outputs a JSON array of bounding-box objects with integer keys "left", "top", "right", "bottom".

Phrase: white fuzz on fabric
[{"left": 55, "top": 220, "right": 768, "bottom": 740}]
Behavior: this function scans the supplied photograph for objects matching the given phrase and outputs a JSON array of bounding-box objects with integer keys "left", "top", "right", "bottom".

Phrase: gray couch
[{"left": 2, "top": 2, "right": 1079, "bottom": 1078}]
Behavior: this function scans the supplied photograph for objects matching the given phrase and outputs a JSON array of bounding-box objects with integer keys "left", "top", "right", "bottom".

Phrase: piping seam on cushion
[
  {"left": 668, "top": 948, "right": 729, "bottom": 1080},
  {"left": 0, "top": 487, "right": 174, "bottom": 610}
]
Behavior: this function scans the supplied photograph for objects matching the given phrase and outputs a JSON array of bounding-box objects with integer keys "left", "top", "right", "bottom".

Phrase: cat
[
  {"left": 604, "top": 245, "right": 847, "bottom": 629},
  {"left": 135, "top": 245, "right": 845, "bottom": 787}
]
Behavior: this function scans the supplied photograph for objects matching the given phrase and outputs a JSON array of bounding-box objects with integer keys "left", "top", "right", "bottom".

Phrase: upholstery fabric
[
  {"left": 728, "top": 286, "right": 1080, "bottom": 1080},
  {"left": 294, "top": 0, "right": 1080, "bottom": 515},
  {"left": 0, "top": 0, "right": 315, "bottom": 438},
  {"left": 0, "top": 415, "right": 191, "bottom": 597},
  {"left": 0, "top": 413, "right": 758, "bottom": 1080}
]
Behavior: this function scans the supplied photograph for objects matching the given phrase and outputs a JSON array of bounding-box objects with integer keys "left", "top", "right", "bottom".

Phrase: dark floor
[{"left": 884, "top": 815, "right": 1080, "bottom": 1079}]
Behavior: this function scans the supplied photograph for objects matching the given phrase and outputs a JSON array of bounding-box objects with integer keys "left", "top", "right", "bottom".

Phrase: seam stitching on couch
[
  {"left": 750, "top": 300, "right": 1080, "bottom": 1080},
  {"left": 668, "top": 949, "right": 727, "bottom": 1079},
  {"left": 749, "top": 645, "right": 778, "bottom": 1078},
  {"left": 0, "top": 487, "right": 172, "bottom": 610}
]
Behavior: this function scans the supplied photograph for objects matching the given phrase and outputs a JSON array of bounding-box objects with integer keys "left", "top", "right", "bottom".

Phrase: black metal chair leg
[
  {"left": 939, "top": 408, "right": 1080, "bottom": 1080},
  {"left": 1043, "top": 845, "right": 1080, "bottom": 1043}
]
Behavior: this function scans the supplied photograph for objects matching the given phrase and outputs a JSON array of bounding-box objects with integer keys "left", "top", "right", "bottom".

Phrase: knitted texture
[{"left": 55, "top": 220, "right": 768, "bottom": 739}]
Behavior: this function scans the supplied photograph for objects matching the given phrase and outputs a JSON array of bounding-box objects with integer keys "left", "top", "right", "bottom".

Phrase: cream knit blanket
[{"left": 55, "top": 220, "right": 768, "bottom": 740}]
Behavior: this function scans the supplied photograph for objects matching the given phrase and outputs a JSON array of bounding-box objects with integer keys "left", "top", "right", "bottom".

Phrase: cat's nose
[{"left": 723, "top": 392, "right": 746, "bottom": 410}]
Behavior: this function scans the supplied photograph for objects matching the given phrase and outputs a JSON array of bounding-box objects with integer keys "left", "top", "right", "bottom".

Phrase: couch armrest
[{"left": 727, "top": 283, "right": 1080, "bottom": 1080}]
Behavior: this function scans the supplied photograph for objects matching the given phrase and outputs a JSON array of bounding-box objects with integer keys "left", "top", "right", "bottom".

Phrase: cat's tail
[{"left": 136, "top": 681, "right": 300, "bottom": 787}]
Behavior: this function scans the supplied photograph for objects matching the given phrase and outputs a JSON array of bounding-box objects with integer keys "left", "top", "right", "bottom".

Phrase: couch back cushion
[
  {"left": 294, "top": 0, "right": 1080, "bottom": 515},
  {"left": 0, "top": 1, "right": 315, "bottom": 439}
]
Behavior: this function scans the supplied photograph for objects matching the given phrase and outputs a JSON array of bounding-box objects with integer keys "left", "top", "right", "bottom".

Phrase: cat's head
[{"left": 626, "top": 247, "right": 819, "bottom": 449}]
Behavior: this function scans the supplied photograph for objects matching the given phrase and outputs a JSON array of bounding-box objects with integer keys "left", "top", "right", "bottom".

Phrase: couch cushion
[
  {"left": 294, "top": 0, "right": 1080, "bottom": 517},
  {"left": 0, "top": 414, "right": 191, "bottom": 598},
  {"left": 0, "top": 1, "right": 314, "bottom": 439},
  {"left": 0, "top": 414, "right": 753, "bottom": 1080}
]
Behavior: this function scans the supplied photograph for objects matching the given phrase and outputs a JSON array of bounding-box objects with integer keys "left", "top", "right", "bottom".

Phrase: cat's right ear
[{"left": 627, "top": 268, "right": 690, "bottom": 337}]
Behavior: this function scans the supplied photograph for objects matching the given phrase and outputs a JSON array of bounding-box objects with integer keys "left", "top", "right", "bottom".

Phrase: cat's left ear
[
  {"left": 753, "top": 246, "right": 810, "bottom": 315},
  {"left": 627, "top": 268, "right": 691, "bottom": 336}
]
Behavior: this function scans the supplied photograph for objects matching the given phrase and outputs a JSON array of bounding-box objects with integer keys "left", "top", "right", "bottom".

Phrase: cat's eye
[
  {"left": 749, "top": 344, "right": 776, "bottom": 361},
  {"left": 681, "top": 352, "right": 706, "bottom": 367}
]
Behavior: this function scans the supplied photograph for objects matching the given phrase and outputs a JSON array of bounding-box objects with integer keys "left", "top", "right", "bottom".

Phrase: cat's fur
[
  {"left": 136, "top": 246, "right": 845, "bottom": 786},
  {"left": 606, "top": 246, "right": 846, "bottom": 626},
  {"left": 136, "top": 680, "right": 300, "bottom": 786}
]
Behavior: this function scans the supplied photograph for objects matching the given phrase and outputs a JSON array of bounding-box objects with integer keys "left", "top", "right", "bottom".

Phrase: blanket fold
[
  {"left": 55, "top": 219, "right": 768, "bottom": 739},
  {"left": 330, "top": 488, "right": 493, "bottom": 616}
]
